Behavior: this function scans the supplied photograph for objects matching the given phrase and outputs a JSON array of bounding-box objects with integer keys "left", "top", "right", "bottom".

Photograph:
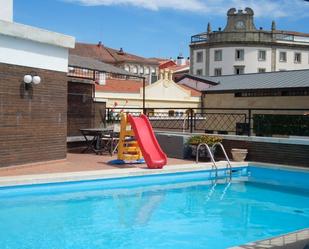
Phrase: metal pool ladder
[
  {"left": 196, "top": 142, "right": 232, "bottom": 178},
  {"left": 196, "top": 143, "right": 218, "bottom": 177}
]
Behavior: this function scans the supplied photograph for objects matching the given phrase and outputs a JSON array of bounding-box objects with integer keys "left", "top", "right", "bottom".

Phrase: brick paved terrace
[{"left": 0, "top": 150, "right": 195, "bottom": 177}]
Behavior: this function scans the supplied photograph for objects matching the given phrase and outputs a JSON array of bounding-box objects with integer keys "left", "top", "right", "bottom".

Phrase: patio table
[{"left": 80, "top": 128, "right": 114, "bottom": 155}]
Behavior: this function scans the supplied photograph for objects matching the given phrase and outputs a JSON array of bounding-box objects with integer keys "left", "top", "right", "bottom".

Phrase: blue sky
[{"left": 14, "top": 0, "right": 309, "bottom": 59}]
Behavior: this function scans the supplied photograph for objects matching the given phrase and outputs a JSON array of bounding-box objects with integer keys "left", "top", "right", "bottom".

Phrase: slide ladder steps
[{"left": 117, "top": 113, "right": 143, "bottom": 162}]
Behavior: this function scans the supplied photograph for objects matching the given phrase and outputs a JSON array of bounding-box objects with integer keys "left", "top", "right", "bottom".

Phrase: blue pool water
[{"left": 0, "top": 166, "right": 308, "bottom": 249}]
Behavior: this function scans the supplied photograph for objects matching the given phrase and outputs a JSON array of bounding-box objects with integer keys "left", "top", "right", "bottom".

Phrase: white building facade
[{"left": 190, "top": 8, "right": 309, "bottom": 76}]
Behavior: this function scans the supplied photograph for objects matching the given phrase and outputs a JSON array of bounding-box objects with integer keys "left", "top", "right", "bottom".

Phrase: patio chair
[{"left": 101, "top": 124, "right": 120, "bottom": 155}]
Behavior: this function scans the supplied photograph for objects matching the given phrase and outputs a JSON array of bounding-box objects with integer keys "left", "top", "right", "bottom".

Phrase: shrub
[
  {"left": 187, "top": 135, "right": 222, "bottom": 146},
  {"left": 253, "top": 114, "right": 309, "bottom": 136}
]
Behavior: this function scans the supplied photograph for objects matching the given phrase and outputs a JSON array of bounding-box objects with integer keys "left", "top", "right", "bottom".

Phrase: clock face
[{"left": 235, "top": 20, "right": 245, "bottom": 29}]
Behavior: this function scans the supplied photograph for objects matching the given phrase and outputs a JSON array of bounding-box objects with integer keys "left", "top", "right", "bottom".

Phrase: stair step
[
  {"left": 123, "top": 147, "right": 139, "bottom": 153},
  {"left": 122, "top": 154, "right": 140, "bottom": 160}
]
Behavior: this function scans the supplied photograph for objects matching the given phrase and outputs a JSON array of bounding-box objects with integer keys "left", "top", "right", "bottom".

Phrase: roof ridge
[{"left": 104, "top": 47, "right": 120, "bottom": 63}]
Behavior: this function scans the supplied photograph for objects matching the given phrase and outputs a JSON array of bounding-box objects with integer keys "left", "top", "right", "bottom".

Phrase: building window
[
  {"left": 234, "top": 66, "right": 245, "bottom": 75},
  {"left": 258, "top": 50, "right": 266, "bottom": 61},
  {"left": 214, "top": 68, "right": 222, "bottom": 76},
  {"left": 124, "top": 65, "right": 130, "bottom": 72},
  {"left": 279, "top": 51, "right": 287, "bottom": 62},
  {"left": 294, "top": 52, "right": 301, "bottom": 63},
  {"left": 214, "top": 50, "right": 222, "bottom": 61},
  {"left": 144, "top": 67, "right": 150, "bottom": 75},
  {"left": 258, "top": 68, "right": 266, "bottom": 73},
  {"left": 235, "top": 49, "right": 244, "bottom": 61},
  {"left": 235, "top": 90, "right": 309, "bottom": 97},
  {"left": 196, "top": 51, "right": 203, "bottom": 63},
  {"left": 168, "top": 110, "right": 175, "bottom": 117},
  {"left": 196, "top": 69, "right": 203, "bottom": 75},
  {"left": 131, "top": 65, "right": 138, "bottom": 74}
]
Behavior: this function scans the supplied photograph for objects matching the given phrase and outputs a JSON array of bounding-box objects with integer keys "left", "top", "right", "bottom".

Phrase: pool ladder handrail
[
  {"left": 196, "top": 143, "right": 218, "bottom": 177},
  {"left": 212, "top": 142, "right": 232, "bottom": 178}
]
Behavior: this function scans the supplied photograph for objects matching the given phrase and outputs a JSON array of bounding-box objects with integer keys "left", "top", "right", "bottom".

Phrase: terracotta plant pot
[{"left": 231, "top": 148, "right": 248, "bottom": 162}]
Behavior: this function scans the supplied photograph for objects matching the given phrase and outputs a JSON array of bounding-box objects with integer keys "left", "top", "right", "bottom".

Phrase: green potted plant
[{"left": 187, "top": 135, "right": 222, "bottom": 158}]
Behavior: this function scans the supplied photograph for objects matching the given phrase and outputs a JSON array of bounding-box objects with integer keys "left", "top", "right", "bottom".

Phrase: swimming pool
[{"left": 0, "top": 165, "right": 308, "bottom": 249}]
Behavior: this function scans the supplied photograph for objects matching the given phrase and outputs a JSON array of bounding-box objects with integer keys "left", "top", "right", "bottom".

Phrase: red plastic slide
[{"left": 128, "top": 114, "right": 167, "bottom": 169}]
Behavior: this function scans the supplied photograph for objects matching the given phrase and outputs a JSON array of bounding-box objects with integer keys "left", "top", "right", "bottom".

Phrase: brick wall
[
  {"left": 68, "top": 81, "right": 93, "bottom": 136},
  {"left": 0, "top": 63, "right": 67, "bottom": 167},
  {"left": 221, "top": 139, "right": 309, "bottom": 167},
  {"left": 94, "top": 101, "right": 107, "bottom": 127},
  {"left": 67, "top": 81, "right": 106, "bottom": 136}
]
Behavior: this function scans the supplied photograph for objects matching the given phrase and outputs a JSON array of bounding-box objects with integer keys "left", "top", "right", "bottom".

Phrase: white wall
[
  {"left": 191, "top": 45, "right": 309, "bottom": 76},
  {"left": 209, "top": 46, "right": 272, "bottom": 76},
  {"left": 0, "top": 34, "right": 69, "bottom": 72},
  {"left": 0, "top": 0, "right": 13, "bottom": 22},
  {"left": 276, "top": 48, "right": 309, "bottom": 71}
]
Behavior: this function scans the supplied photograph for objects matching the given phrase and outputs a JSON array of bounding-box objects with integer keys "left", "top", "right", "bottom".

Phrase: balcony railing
[
  {"left": 191, "top": 31, "right": 309, "bottom": 45},
  {"left": 275, "top": 33, "right": 309, "bottom": 44},
  {"left": 67, "top": 66, "right": 139, "bottom": 82},
  {"left": 191, "top": 33, "right": 208, "bottom": 43}
]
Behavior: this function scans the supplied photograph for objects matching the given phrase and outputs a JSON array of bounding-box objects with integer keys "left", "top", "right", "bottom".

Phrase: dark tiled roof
[
  {"left": 69, "top": 55, "right": 136, "bottom": 76},
  {"left": 192, "top": 69, "right": 309, "bottom": 92},
  {"left": 189, "top": 70, "right": 309, "bottom": 92}
]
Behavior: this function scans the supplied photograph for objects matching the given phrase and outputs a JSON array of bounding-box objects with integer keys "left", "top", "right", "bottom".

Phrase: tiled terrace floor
[{"left": 0, "top": 151, "right": 195, "bottom": 177}]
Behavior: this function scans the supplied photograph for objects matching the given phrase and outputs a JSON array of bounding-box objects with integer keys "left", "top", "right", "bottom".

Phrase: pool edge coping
[
  {"left": 0, "top": 161, "right": 307, "bottom": 188},
  {"left": 0, "top": 161, "right": 246, "bottom": 188}
]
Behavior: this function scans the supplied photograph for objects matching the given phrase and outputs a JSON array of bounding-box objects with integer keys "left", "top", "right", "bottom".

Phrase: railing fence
[{"left": 104, "top": 107, "right": 309, "bottom": 137}]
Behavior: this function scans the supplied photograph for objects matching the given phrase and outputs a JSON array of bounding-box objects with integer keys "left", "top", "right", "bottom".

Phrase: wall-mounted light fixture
[{"left": 23, "top": 74, "right": 41, "bottom": 85}]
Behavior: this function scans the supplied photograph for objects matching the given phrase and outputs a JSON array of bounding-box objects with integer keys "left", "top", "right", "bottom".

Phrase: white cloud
[
  {"left": 64, "top": 0, "right": 209, "bottom": 12},
  {"left": 64, "top": 0, "right": 309, "bottom": 18}
]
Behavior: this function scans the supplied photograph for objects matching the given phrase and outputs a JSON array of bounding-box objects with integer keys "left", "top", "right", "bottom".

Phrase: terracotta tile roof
[
  {"left": 155, "top": 59, "right": 190, "bottom": 72},
  {"left": 95, "top": 78, "right": 201, "bottom": 97},
  {"left": 159, "top": 60, "right": 177, "bottom": 69},
  {"left": 70, "top": 42, "right": 159, "bottom": 65},
  {"left": 179, "top": 84, "right": 202, "bottom": 97},
  {"left": 71, "top": 42, "right": 115, "bottom": 64},
  {"left": 95, "top": 79, "right": 143, "bottom": 93},
  {"left": 169, "top": 63, "right": 190, "bottom": 73},
  {"left": 148, "top": 57, "right": 170, "bottom": 62}
]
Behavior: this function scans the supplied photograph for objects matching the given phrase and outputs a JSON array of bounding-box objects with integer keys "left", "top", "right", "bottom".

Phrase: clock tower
[{"left": 223, "top": 8, "right": 257, "bottom": 32}]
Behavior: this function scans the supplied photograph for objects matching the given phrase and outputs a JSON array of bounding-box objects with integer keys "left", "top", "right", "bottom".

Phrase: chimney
[
  {"left": 97, "top": 41, "right": 103, "bottom": 47},
  {"left": 118, "top": 47, "right": 125, "bottom": 55},
  {"left": 0, "top": 0, "right": 13, "bottom": 22},
  {"left": 176, "top": 53, "right": 186, "bottom": 66}
]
